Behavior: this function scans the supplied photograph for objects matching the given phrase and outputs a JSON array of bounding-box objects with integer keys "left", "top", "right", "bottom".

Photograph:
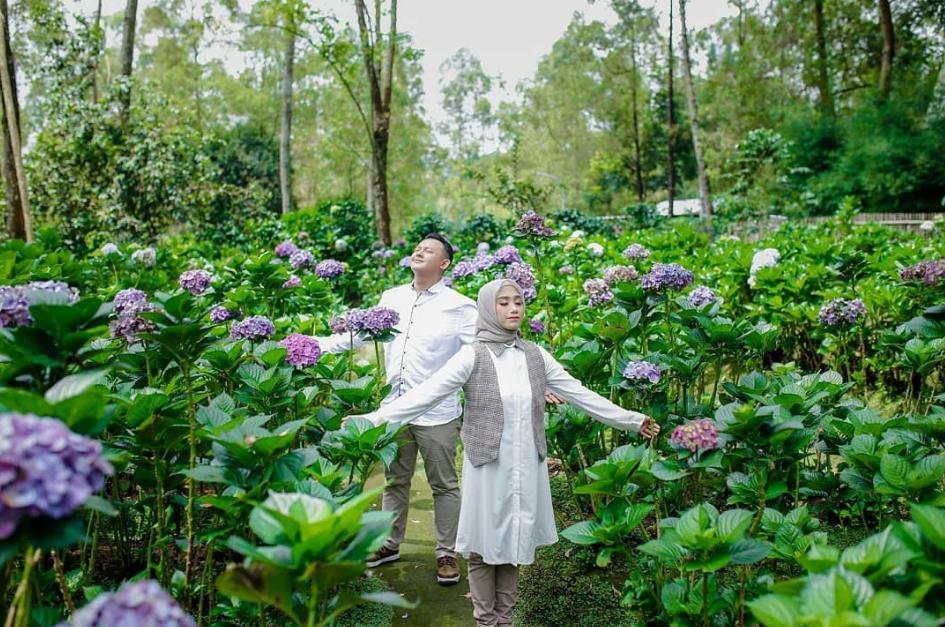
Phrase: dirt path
[{"left": 366, "top": 460, "right": 476, "bottom": 627}]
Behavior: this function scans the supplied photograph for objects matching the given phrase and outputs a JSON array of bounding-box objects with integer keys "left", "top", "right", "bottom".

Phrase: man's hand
[
  {"left": 544, "top": 391, "right": 565, "bottom": 405},
  {"left": 640, "top": 417, "right": 660, "bottom": 439}
]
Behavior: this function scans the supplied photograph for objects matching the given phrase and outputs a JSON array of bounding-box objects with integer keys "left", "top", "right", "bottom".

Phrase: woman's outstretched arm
[
  {"left": 357, "top": 344, "right": 476, "bottom": 427},
  {"left": 538, "top": 345, "right": 648, "bottom": 433}
]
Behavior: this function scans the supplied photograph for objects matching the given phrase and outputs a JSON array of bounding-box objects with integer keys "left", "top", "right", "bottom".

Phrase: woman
[{"left": 357, "top": 278, "right": 660, "bottom": 627}]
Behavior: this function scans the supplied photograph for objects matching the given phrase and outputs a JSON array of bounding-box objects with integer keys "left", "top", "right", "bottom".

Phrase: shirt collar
[{"left": 412, "top": 278, "right": 446, "bottom": 294}]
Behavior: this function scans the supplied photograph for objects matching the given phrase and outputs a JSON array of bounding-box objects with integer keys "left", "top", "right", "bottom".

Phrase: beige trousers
[
  {"left": 381, "top": 420, "right": 461, "bottom": 559},
  {"left": 467, "top": 553, "right": 520, "bottom": 627}
]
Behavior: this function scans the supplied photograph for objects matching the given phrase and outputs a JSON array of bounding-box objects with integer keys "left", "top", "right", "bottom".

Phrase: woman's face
[{"left": 495, "top": 284, "right": 525, "bottom": 331}]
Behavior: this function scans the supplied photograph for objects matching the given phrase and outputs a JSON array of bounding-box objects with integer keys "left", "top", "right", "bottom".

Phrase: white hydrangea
[
  {"left": 101, "top": 243, "right": 121, "bottom": 256},
  {"left": 131, "top": 247, "right": 156, "bottom": 267},
  {"left": 748, "top": 248, "right": 781, "bottom": 287},
  {"left": 334, "top": 238, "right": 349, "bottom": 253},
  {"left": 587, "top": 242, "right": 604, "bottom": 257}
]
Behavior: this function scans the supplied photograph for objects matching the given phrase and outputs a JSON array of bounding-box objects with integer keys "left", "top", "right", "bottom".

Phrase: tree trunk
[
  {"left": 279, "top": 30, "right": 295, "bottom": 215},
  {"left": 90, "top": 0, "right": 102, "bottom": 102},
  {"left": 878, "top": 0, "right": 894, "bottom": 100},
  {"left": 666, "top": 0, "right": 676, "bottom": 218},
  {"left": 814, "top": 0, "right": 834, "bottom": 115},
  {"left": 119, "top": 0, "right": 138, "bottom": 116},
  {"left": 678, "top": 0, "right": 713, "bottom": 229},
  {"left": 0, "top": 3, "right": 32, "bottom": 241},
  {"left": 629, "top": 20, "right": 644, "bottom": 202},
  {"left": 354, "top": 0, "right": 396, "bottom": 245}
]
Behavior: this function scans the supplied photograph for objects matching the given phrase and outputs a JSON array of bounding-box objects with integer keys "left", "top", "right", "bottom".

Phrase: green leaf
[
  {"left": 717, "top": 509, "right": 753, "bottom": 543},
  {"left": 638, "top": 538, "right": 686, "bottom": 562},
  {"left": 561, "top": 520, "right": 603, "bottom": 546},
  {"left": 729, "top": 538, "right": 770, "bottom": 565},
  {"left": 359, "top": 591, "right": 418, "bottom": 609},
  {"left": 82, "top": 495, "right": 117, "bottom": 517},
  {"left": 909, "top": 504, "right": 945, "bottom": 551},
  {"left": 748, "top": 594, "right": 800, "bottom": 627},
  {"left": 879, "top": 454, "right": 910, "bottom": 489},
  {"left": 44, "top": 369, "right": 110, "bottom": 404},
  {"left": 180, "top": 465, "right": 229, "bottom": 484}
]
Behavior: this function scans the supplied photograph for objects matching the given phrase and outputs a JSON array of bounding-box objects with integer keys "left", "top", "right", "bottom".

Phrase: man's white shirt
[{"left": 316, "top": 279, "right": 478, "bottom": 426}]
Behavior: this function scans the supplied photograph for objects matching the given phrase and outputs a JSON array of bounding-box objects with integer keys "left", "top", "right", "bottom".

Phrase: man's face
[{"left": 410, "top": 238, "right": 451, "bottom": 274}]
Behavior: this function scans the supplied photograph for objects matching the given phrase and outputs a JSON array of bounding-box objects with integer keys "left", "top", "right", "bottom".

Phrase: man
[{"left": 317, "top": 233, "right": 475, "bottom": 585}]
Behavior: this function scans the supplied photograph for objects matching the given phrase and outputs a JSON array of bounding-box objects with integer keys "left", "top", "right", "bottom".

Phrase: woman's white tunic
[{"left": 362, "top": 343, "right": 645, "bottom": 566}]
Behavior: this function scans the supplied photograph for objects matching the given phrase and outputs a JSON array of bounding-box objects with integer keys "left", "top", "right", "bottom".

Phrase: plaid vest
[{"left": 461, "top": 341, "right": 547, "bottom": 467}]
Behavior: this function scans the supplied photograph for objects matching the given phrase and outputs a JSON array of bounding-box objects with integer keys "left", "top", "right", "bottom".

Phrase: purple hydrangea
[
  {"left": 583, "top": 278, "right": 614, "bottom": 308},
  {"left": 289, "top": 249, "right": 315, "bottom": 270},
  {"left": 472, "top": 252, "right": 496, "bottom": 272},
  {"left": 515, "top": 211, "right": 555, "bottom": 237},
  {"left": 0, "top": 286, "right": 31, "bottom": 327},
  {"left": 209, "top": 305, "right": 240, "bottom": 324},
  {"left": 451, "top": 260, "right": 476, "bottom": 279},
  {"left": 529, "top": 318, "right": 546, "bottom": 334},
  {"left": 179, "top": 269, "right": 212, "bottom": 296},
  {"left": 559, "top": 264, "right": 574, "bottom": 276},
  {"left": 314, "top": 259, "right": 345, "bottom": 279},
  {"left": 27, "top": 280, "right": 81, "bottom": 303},
  {"left": 274, "top": 239, "right": 298, "bottom": 258},
  {"left": 603, "top": 265, "right": 638, "bottom": 286},
  {"left": 477, "top": 242, "right": 491, "bottom": 254},
  {"left": 61, "top": 579, "right": 194, "bottom": 627},
  {"left": 372, "top": 248, "right": 397, "bottom": 260},
  {"left": 494, "top": 245, "right": 523, "bottom": 265},
  {"left": 282, "top": 275, "right": 302, "bottom": 289},
  {"left": 347, "top": 306, "right": 400, "bottom": 337},
  {"left": 818, "top": 298, "right": 866, "bottom": 327},
  {"left": 131, "top": 247, "right": 156, "bottom": 267},
  {"left": 505, "top": 262, "right": 537, "bottom": 293},
  {"left": 623, "top": 243, "right": 651, "bottom": 260},
  {"left": 670, "top": 418, "right": 720, "bottom": 453},
  {"left": 0, "top": 413, "right": 114, "bottom": 540},
  {"left": 230, "top": 315, "right": 275, "bottom": 341},
  {"left": 640, "top": 263, "right": 694, "bottom": 292},
  {"left": 688, "top": 285, "right": 718, "bottom": 308},
  {"left": 623, "top": 360, "right": 662, "bottom": 384},
  {"left": 329, "top": 316, "right": 348, "bottom": 334},
  {"left": 280, "top": 333, "right": 322, "bottom": 368},
  {"left": 900, "top": 259, "right": 945, "bottom": 287},
  {"left": 399, "top": 255, "right": 412, "bottom": 268},
  {"left": 110, "top": 288, "right": 157, "bottom": 343}
]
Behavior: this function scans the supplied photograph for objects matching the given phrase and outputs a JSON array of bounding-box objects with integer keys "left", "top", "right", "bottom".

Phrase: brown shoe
[
  {"left": 367, "top": 545, "right": 400, "bottom": 568},
  {"left": 436, "top": 556, "right": 460, "bottom": 585}
]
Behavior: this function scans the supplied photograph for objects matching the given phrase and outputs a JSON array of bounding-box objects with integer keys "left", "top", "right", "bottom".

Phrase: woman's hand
[{"left": 640, "top": 417, "right": 660, "bottom": 439}]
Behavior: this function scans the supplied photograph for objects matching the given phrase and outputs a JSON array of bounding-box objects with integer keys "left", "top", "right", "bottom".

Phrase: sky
[{"left": 76, "top": 1, "right": 758, "bottom": 126}]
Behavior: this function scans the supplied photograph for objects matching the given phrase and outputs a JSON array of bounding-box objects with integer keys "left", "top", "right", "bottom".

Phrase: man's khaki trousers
[
  {"left": 467, "top": 553, "right": 519, "bottom": 626},
  {"left": 381, "top": 419, "right": 461, "bottom": 558}
]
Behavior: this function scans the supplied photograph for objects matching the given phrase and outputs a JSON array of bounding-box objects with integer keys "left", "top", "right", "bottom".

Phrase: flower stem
[{"left": 183, "top": 365, "right": 198, "bottom": 605}]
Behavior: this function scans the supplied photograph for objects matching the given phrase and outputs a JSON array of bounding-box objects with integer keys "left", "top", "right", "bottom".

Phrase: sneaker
[
  {"left": 436, "top": 556, "right": 460, "bottom": 585},
  {"left": 367, "top": 545, "right": 400, "bottom": 568}
]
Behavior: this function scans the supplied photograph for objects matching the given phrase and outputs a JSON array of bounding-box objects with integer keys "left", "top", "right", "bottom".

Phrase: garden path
[{"left": 366, "top": 461, "right": 476, "bottom": 626}]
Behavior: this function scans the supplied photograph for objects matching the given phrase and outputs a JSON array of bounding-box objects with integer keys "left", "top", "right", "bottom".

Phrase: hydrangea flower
[
  {"left": 688, "top": 285, "right": 718, "bottom": 308},
  {"left": 230, "top": 315, "right": 275, "bottom": 341},
  {"left": 477, "top": 242, "right": 491, "bottom": 254},
  {"left": 670, "top": 418, "right": 720, "bottom": 453},
  {"left": 529, "top": 318, "right": 545, "bottom": 334},
  {"left": 289, "top": 250, "right": 315, "bottom": 270},
  {"left": 26, "top": 280, "right": 80, "bottom": 303},
  {"left": 623, "top": 243, "right": 651, "bottom": 260},
  {"left": 0, "top": 286, "right": 31, "bottom": 327},
  {"left": 818, "top": 298, "right": 866, "bottom": 327},
  {"left": 748, "top": 248, "right": 780, "bottom": 287},
  {"left": 515, "top": 211, "right": 555, "bottom": 237},
  {"left": 472, "top": 252, "right": 496, "bottom": 272},
  {"left": 399, "top": 255, "right": 412, "bottom": 268},
  {"left": 559, "top": 264, "right": 574, "bottom": 276},
  {"left": 900, "top": 259, "right": 945, "bottom": 286},
  {"left": 505, "top": 262, "right": 537, "bottom": 293},
  {"left": 347, "top": 307, "right": 400, "bottom": 337},
  {"left": 280, "top": 333, "right": 322, "bottom": 368},
  {"left": 583, "top": 278, "right": 614, "bottom": 307},
  {"left": 281, "top": 275, "right": 301, "bottom": 289},
  {"left": 451, "top": 260, "right": 476, "bottom": 279},
  {"left": 563, "top": 231, "right": 584, "bottom": 252},
  {"left": 640, "top": 263, "right": 694, "bottom": 292},
  {"left": 100, "top": 243, "right": 120, "bottom": 256},
  {"left": 623, "top": 360, "right": 662, "bottom": 384},
  {"left": 493, "top": 245, "right": 522, "bottom": 265},
  {"left": 61, "top": 579, "right": 194, "bottom": 627},
  {"left": 334, "top": 238, "right": 349, "bottom": 253},
  {"left": 0, "top": 413, "right": 114, "bottom": 540},
  {"left": 329, "top": 316, "right": 348, "bottom": 334},
  {"left": 372, "top": 248, "right": 396, "bottom": 261},
  {"left": 603, "top": 265, "right": 638, "bottom": 286},
  {"left": 274, "top": 239, "right": 298, "bottom": 258},
  {"left": 131, "top": 247, "right": 156, "bottom": 267},
  {"left": 314, "top": 259, "right": 345, "bottom": 279},
  {"left": 587, "top": 242, "right": 604, "bottom": 257},
  {"left": 110, "top": 288, "right": 157, "bottom": 343},
  {"left": 209, "top": 305, "right": 240, "bottom": 324},
  {"left": 179, "top": 269, "right": 212, "bottom": 296}
]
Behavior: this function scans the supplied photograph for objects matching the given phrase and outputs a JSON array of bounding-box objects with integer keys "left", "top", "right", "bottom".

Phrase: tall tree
[
  {"left": 611, "top": 0, "right": 647, "bottom": 202},
  {"left": 0, "top": 0, "right": 31, "bottom": 241},
  {"left": 280, "top": 25, "right": 295, "bottom": 214},
  {"left": 119, "top": 0, "right": 139, "bottom": 116},
  {"left": 678, "top": 0, "right": 712, "bottom": 228},
  {"left": 877, "top": 0, "right": 894, "bottom": 99},
  {"left": 666, "top": 0, "right": 676, "bottom": 217},
  {"left": 353, "top": 0, "right": 397, "bottom": 245},
  {"left": 814, "top": 0, "right": 834, "bottom": 115}
]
